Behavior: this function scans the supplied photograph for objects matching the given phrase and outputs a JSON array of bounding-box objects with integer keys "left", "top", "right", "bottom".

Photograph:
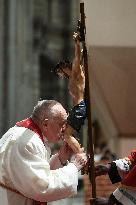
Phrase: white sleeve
[
  {"left": 7, "top": 134, "right": 78, "bottom": 202},
  {"left": 114, "top": 158, "right": 130, "bottom": 179}
]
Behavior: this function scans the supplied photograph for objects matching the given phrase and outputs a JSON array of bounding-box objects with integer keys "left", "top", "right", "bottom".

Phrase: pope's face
[{"left": 43, "top": 105, "right": 67, "bottom": 143}]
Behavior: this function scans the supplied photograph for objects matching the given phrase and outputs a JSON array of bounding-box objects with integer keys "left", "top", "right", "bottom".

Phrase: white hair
[{"left": 31, "top": 100, "right": 65, "bottom": 122}]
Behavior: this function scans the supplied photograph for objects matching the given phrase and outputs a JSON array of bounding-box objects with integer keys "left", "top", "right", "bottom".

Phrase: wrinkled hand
[
  {"left": 70, "top": 150, "right": 87, "bottom": 171},
  {"left": 58, "top": 141, "right": 74, "bottom": 165},
  {"left": 95, "top": 164, "right": 111, "bottom": 177}
]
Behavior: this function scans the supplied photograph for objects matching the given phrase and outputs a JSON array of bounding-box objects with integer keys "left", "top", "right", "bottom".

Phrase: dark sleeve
[
  {"left": 67, "top": 100, "right": 86, "bottom": 132},
  {"left": 109, "top": 194, "right": 123, "bottom": 205},
  {"left": 108, "top": 162, "right": 122, "bottom": 184}
]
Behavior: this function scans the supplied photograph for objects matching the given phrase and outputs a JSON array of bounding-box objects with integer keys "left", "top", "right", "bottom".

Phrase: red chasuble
[{"left": 16, "top": 118, "right": 47, "bottom": 205}]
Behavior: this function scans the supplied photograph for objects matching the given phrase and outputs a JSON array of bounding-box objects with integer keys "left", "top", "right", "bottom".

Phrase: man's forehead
[{"left": 53, "top": 104, "right": 67, "bottom": 118}]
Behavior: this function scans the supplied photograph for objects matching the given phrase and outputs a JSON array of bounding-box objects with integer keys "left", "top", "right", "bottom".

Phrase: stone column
[
  {"left": 7, "top": 0, "right": 36, "bottom": 127},
  {"left": 0, "top": 0, "right": 6, "bottom": 135}
]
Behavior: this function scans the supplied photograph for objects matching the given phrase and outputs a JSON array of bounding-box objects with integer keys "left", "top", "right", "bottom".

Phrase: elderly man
[{"left": 0, "top": 100, "right": 87, "bottom": 205}]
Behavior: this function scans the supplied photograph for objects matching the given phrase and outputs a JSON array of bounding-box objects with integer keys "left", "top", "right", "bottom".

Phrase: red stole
[
  {"left": 121, "top": 150, "right": 136, "bottom": 189},
  {"left": 122, "top": 165, "right": 136, "bottom": 188},
  {"left": 16, "top": 118, "right": 47, "bottom": 205}
]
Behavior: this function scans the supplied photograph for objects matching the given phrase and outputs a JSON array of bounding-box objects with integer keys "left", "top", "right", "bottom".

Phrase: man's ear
[{"left": 42, "top": 119, "right": 48, "bottom": 127}]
